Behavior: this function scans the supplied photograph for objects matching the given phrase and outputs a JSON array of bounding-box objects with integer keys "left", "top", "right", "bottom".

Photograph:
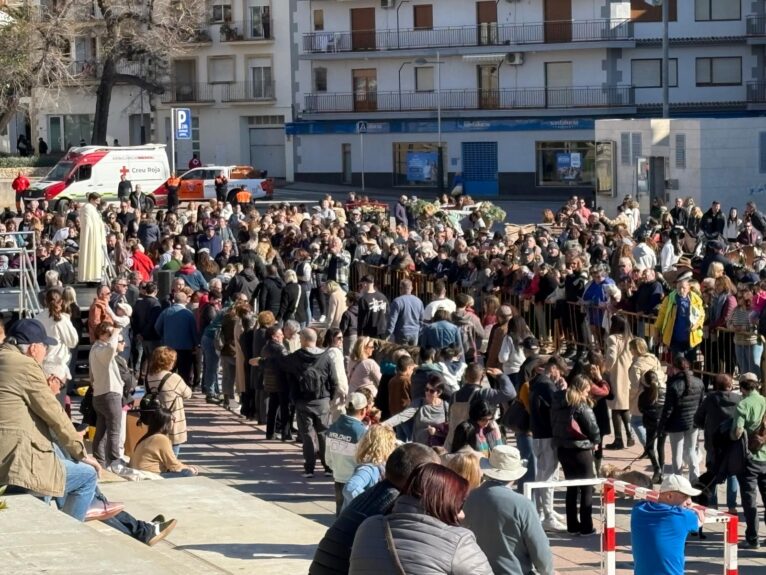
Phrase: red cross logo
[{"left": 120, "top": 165, "right": 129, "bottom": 178}]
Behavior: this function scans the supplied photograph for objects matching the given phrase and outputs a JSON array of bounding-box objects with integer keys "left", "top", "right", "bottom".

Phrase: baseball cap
[
  {"left": 522, "top": 336, "right": 540, "bottom": 351},
  {"left": 660, "top": 474, "right": 701, "bottom": 497},
  {"left": 8, "top": 319, "right": 57, "bottom": 346},
  {"left": 740, "top": 372, "right": 759, "bottom": 384},
  {"left": 348, "top": 392, "right": 368, "bottom": 411}
]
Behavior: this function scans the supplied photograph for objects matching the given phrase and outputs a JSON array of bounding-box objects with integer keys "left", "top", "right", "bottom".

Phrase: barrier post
[
  {"left": 725, "top": 515, "right": 739, "bottom": 575},
  {"left": 602, "top": 481, "right": 616, "bottom": 575}
]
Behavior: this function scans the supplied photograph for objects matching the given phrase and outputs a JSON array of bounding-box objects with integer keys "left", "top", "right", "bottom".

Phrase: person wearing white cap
[
  {"left": 463, "top": 445, "right": 554, "bottom": 575},
  {"left": 325, "top": 392, "right": 369, "bottom": 515},
  {"left": 631, "top": 474, "right": 705, "bottom": 575}
]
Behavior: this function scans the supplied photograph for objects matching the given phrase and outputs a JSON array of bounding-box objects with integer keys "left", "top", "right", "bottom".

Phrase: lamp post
[
  {"left": 398, "top": 60, "right": 413, "bottom": 111},
  {"left": 644, "top": 0, "right": 669, "bottom": 118},
  {"left": 396, "top": 0, "right": 410, "bottom": 50},
  {"left": 415, "top": 52, "right": 443, "bottom": 189}
]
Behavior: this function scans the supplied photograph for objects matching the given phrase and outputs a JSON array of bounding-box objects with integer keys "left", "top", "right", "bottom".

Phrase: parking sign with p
[{"left": 175, "top": 108, "right": 192, "bottom": 140}]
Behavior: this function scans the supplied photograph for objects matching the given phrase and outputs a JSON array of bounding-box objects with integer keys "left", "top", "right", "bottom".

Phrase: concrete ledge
[{"left": 99, "top": 476, "right": 326, "bottom": 574}]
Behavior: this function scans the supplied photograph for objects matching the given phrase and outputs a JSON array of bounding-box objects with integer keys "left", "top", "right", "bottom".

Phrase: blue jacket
[
  {"left": 386, "top": 294, "right": 424, "bottom": 340},
  {"left": 155, "top": 304, "right": 199, "bottom": 351},
  {"left": 175, "top": 264, "right": 209, "bottom": 292},
  {"left": 419, "top": 320, "right": 463, "bottom": 352},
  {"left": 343, "top": 463, "right": 384, "bottom": 508},
  {"left": 197, "top": 234, "right": 223, "bottom": 258}
]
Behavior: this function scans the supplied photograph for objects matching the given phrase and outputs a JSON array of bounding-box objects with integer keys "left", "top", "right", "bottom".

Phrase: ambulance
[
  {"left": 25, "top": 144, "right": 170, "bottom": 211},
  {"left": 152, "top": 165, "right": 274, "bottom": 207}
]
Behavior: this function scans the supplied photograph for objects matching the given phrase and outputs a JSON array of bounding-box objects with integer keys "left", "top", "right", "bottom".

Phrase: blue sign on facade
[
  {"left": 175, "top": 108, "right": 192, "bottom": 140},
  {"left": 406, "top": 151, "right": 439, "bottom": 184}
]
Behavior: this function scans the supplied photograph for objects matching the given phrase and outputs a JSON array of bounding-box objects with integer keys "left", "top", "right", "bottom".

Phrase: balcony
[
  {"left": 218, "top": 18, "right": 273, "bottom": 42},
  {"left": 747, "top": 15, "right": 766, "bottom": 42},
  {"left": 304, "top": 86, "right": 635, "bottom": 114},
  {"left": 159, "top": 83, "right": 215, "bottom": 104},
  {"left": 221, "top": 81, "right": 276, "bottom": 102},
  {"left": 747, "top": 82, "right": 766, "bottom": 103},
  {"left": 302, "top": 19, "right": 631, "bottom": 54}
]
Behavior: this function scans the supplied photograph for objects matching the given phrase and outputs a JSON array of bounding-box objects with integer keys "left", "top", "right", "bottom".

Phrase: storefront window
[
  {"left": 536, "top": 141, "right": 595, "bottom": 187},
  {"left": 393, "top": 142, "right": 443, "bottom": 187}
]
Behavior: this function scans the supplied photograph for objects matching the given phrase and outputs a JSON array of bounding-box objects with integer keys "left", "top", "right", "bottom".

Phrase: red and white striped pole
[
  {"left": 602, "top": 482, "right": 616, "bottom": 575},
  {"left": 725, "top": 515, "right": 738, "bottom": 575}
]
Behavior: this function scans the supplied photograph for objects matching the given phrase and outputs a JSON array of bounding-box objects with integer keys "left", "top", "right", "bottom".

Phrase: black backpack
[
  {"left": 139, "top": 372, "right": 174, "bottom": 418},
  {"left": 296, "top": 352, "right": 331, "bottom": 401}
]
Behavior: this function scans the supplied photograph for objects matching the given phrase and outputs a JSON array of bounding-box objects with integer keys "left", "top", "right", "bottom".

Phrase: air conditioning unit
[
  {"left": 506, "top": 52, "right": 524, "bottom": 65},
  {"left": 381, "top": 0, "right": 395, "bottom": 8}
]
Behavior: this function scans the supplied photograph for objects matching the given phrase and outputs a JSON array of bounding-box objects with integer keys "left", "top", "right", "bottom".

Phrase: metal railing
[
  {"left": 218, "top": 18, "right": 273, "bottom": 42},
  {"left": 221, "top": 81, "right": 276, "bottom": 102},
  {"left": 747, "top": 15, "right": 766, "bottom": 36},
  {"left": 747, "top": 81, "right": 766, "bottom": 103},
  {"left": 304, "top": 86, "right": 634, "bottom": 113},
  {"left": 302, "top": 19, "right": 631, "bottom": 53},
  {"left": 159, "top": 82, "right": 215, "bottom": 104}
]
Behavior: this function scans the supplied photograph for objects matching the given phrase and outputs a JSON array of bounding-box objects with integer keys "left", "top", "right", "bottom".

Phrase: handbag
[
  {"left": 568, "top": 409, "right": 587, "bottom": 441},
  {"left": 383, "top": 518, "right": 408, "bottom": 575}
]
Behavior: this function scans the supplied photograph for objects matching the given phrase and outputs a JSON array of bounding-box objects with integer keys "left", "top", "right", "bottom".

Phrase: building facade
[
  {"left": 289, "top": 0, "right": 766, "bottom": 197},
  {"left": 26, "top": 0, "right": 295, "bottom": 179}
]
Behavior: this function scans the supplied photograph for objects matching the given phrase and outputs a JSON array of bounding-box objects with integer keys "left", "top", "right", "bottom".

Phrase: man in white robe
[{"left": 77, "top": 192, "right": 105, "bottom": 283}]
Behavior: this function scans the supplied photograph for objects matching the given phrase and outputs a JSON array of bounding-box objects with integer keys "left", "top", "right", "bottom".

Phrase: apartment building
[
  {"left": 23, "top": 0, "right": 294, "bottom": 179},
  {"left": 290, "top": 0, "right": 766, "bottom": 197}
]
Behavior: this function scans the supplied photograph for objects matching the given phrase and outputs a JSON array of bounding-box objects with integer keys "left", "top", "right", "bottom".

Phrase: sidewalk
[{"left": 177, "top": 395, "right": 766, "bottom": 574}]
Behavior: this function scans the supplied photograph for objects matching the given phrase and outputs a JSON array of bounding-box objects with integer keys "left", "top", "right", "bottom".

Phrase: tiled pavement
[{"left": 179, "top": 395, "right": 766, "bottom": 574}]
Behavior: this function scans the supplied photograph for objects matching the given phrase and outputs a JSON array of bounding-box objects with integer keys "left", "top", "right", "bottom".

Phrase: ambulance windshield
[{"left": 44, "top": 161, "right": 74, "bottom": 182}]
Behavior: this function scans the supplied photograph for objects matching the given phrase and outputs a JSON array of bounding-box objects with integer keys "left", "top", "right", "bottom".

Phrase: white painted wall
[{"left": 595, "top": 118, "right": 766, "bottom": 216}]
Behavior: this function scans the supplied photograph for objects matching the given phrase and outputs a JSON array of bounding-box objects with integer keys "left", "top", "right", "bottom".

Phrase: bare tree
[{"left": 0, "top": 0, "right": 206, "bottom": 145}]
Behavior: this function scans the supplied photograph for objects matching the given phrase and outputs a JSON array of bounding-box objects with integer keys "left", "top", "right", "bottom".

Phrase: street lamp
[
  {"left": 645, "top": 0, "right": 670, "bottom": 118},
  {"left": 396, "top": 0, "right": 410, "bottom": 50},
  {"left": 398, "top": 60, "right": 414, "bottom": 112},
  {"left": 415, "top": 52, "right": 443, "bottom": 189}
]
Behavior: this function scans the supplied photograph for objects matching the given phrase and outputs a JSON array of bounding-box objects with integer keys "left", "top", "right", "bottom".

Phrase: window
[
  {"left": 675, "top": 134, "right": 686, "bottom": 169},
  {"left": 536, "top": 141, "right": 595, "bottom": 186},
  {"left": 631, "top": 59, "right": 678, "bottom": 88},
  {"left": 393, "top": 142, "right": 441, "bottom": 187},
  {"left": 696, "top": 57, "right": 741, "bottom": 86},
  {"left": 313, "top": 9, "right": 324, "bottom": 31},
  {"left": 249, "top": 59, "right": 273, "bottom": 98},
  {"left": 631, "top": 0, "right": 676, "bottom": 22},
  {"left": 208, "top": 57, "right": 234, "bottom": 83},
  {"left": 620, "top": 132, "right": 643, "bottom": 166},
  {"left": 248, "top": 115, "right": 285, "bottom": 126},
  {"left": 75, "top": 164, "right": 92, "bottom": 181},
  {"left": 415, "top": 67, "right": 434, "bottom": 92},
  {"left": 249, "top": 5, "right": 272, "bottom": 40},
  {"left": 414, "top": 5, "right": 433, "bottom": 30},
  {"left": 313, "top": 67, "right": 327, "bottom": 92},
  {"left": 211, "top": 2, "right": 232, "bottom": 23},
  {"left": 695, "top": 0, "right": 739, "bottom": 21}
]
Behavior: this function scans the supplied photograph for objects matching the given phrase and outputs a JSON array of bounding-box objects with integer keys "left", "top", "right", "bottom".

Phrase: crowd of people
[{"left": 3, "top": 181, "right": 766, "bottom": 572}]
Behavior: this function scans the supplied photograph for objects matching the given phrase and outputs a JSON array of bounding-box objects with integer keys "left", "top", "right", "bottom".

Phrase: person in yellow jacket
[{"left": 654, "top": 272, "right": 705, "bottom": 364}]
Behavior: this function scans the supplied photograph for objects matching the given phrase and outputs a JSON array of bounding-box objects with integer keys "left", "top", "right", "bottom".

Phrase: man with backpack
[
  {"left": 731, "top": 373, "right": 766, "bottom": 549},
  {"left": 451, "top": 293, "right": 484, "bottom": 364},
  {"left": 252, "top": 328, "right": 337, "bottom": 478}
]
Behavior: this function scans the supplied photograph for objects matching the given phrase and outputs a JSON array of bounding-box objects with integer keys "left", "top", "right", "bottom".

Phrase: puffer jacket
[
  {"left": 628, "top": 353, "right": 666, "bottom": 416},
  {"left": 550, "top": 390, "right": 601, "bottom": 449},
  {"left": 694, "top": 390, "right": 741, "bottom": 453},
  {"left": 658, "top": 371, "right": 704, "bottom": 434},
  {"left": 261, "top": 339, "right": 288, "bottom": 394},
  {"left": 349, "top": 496, "right": 493, "bottom": 575}
]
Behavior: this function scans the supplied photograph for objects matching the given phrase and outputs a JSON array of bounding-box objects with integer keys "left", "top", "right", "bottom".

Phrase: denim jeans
[
  {"left": 52, "top": 444, "right": 98, "bottom": 522},
  {"left": 735, "top": 343, "right": 763, "bottom": 379},
  {"left": 172, "top": 444, "right": 181, "bottom": 456},
  {"left": 532, "top": 437, "right": 558, "bottom": 520},
  {"left": 162, "top": 468, "right": 195, "bottom": 479},
  {"left": 201, "top": 334, "right": 221, "bottom": 397},
  {"left": 710, "top": 476, "right": 739, "bottom": 510},
  {"left": 515, "top": 432, "right": 536, "bottom": 495},
  {"left": 630, "top": 415, "right": 647, "bottom": 448},
  {"left": 668, "top": 429, "right": 700, "bottom": 483}
]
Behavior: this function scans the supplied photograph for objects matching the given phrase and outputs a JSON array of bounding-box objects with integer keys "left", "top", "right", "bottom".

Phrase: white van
[{"left": 25, "top": 144, "right": 170, "bottom": 210}]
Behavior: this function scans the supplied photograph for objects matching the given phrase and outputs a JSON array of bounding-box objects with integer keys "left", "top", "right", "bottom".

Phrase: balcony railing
[
  {"left": 302, "top": 19, "right": 631, "bottom": 53},
  {"left": 66, "top": 59, "right": 147, "bottom": 79},
  {"left": 222, "top": 81, "right": 276, "bottom": 102},
  {"left": 747, "top": 15, "right": 766, "bottom": 36},
  {"left": 304, "top": 86, "right": 635, "bottom": 113},
  {"left": 159, "top": 83, "right": 215, "bottom": 104},
  {"left": 218, "top": 18, "right": 273, "bottom": 42}
]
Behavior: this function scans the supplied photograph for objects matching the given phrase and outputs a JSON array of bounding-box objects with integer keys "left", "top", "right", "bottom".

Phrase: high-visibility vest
[{"left": 236, "top": 189, "right": 251, "bottom": 203}]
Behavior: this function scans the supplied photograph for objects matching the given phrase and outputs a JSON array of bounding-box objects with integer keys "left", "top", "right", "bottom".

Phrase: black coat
[
  {"left": 550, "top": 390, "right": 601, "bottom": 449},
  {"left": 700, "top": 209, "right": 725, "bottom": 236},
  {"left": 659, "top": 371, "right": 704, "bottom": 434},
  {"left": 225, "top": 268, "right": 259, "bottom": 304},
  {"left": 278, "top": 283, "right": 307, "bottom": 323},
  {"left": 132, "top": 295, "right": 162, "bottom": 341},
  {"left": 529, "top": 374, "right": 556, "bottom": 439},
  {"left": 694, "top": 390, "right": 741, "bottom": 453},
  {"left": 309, "top": 481, "right": 400, "bottom": 575},
  {"left": 257, "top": 276, "right": 284, "bottom": 317}
]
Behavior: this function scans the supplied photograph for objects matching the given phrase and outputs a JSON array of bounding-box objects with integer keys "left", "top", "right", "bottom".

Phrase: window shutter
[
  {"left": 675, "top": 134, "right": 686, "bottom": 169},
  {"left": 631, "top": 132, "right": 643, "bottom": 163},
  {"left": 620, "top": 133, "right": 631, "bottom": 166}
]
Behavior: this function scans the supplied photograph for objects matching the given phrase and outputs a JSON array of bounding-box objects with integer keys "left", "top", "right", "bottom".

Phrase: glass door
[
  {"left": 49, "top": 116, "right": 64, "bottom": 152},
  {"left": 352, "top": 69, "right": 377, "bottom": 112},
  {"left": 478, "top": 65, "right": 499, "bottom": 109}
]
